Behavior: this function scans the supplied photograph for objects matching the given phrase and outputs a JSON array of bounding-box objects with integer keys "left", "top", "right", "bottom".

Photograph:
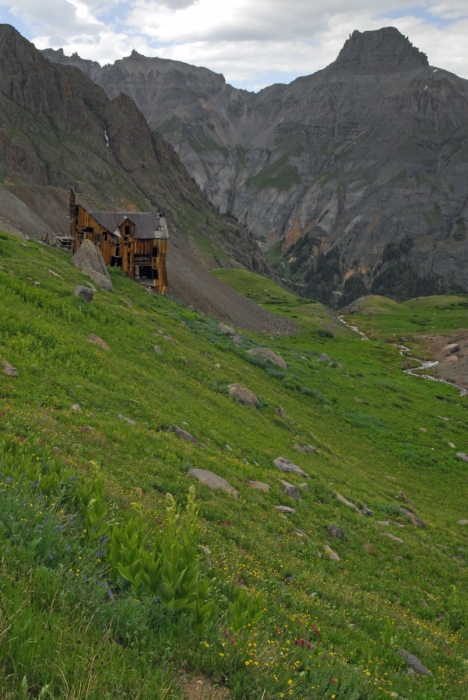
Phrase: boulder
[
  {"left": 457, "top": 519, "right": 468, "bottom": 525},
  {"left": 228, "top": 383, "right": 259, "bottom": 407},
  {"left": 398, "top": 650, "right": 432, "bottom": 677},
  {"left": 72, "top": 240, "right": 111, "bottom": 281},
  {"left": 247, "top": 347, "right": 287, "bottom": 370},
  {"left": 383, "top": 532, "right": 404, "bottom": 543},
  {"left": 274, "top": 505, "right": 296, "bottom": 514},
  {"left": 2, "top": 360, "right": 18, "bottom": 377},
  {"left": 327, "top": 526, "right": 344, "bottom": 540},
  {"left": 442, "top": 342, "right": 460, "bottom": 354},
  {"left": 189, "top": 468, "right": 238, "bottom": 497},
  {"left": 70, "top": 404, "right": 81, "bottom": 412},
  {"left": 168, "top": 425, "right": 207, "bottom": 448},
  {"left": 82, "top": 266, "right": 113, "bottom": 291},
  {"left": 318, "top": 353, "right": 332, "bottom": 363},
  {"left": 456, "top": 452, "right": 468, "bottom": 463},
  {"left": 280, "top": 480, "right": 302, "bottom": 500},
  {"left": 294, "top": 444, "right": 317, "bottom": 454},
  {"left": 299, "top": 482, "right": 309, "bottom": 491},
  {"left": 218, "top": 323, "right": 236, "bottom": 336},
  {"left": 401, "top": 508, "right": 425, "bottom": 527},
  {"left": 153, "top": 345, "right": 162, "bottom": 354},
  {"left": 118, "top": 414, "right": 135, "bottom": 425},
  {"left": 74, "top": 285, "right": 94, "bottom": 303},
  {"left": 87, "top": 333, "right": 110, "bottom": 350},
  {"left": 232, "top": 334, "right": 243, "bottom": 346},
  {"left": 274, "top": 457, "right": 309, "bottom": 479},
  {"left": 335, "top": 492, "right": 360, "bottom": 512},
  {"left": 248, "top": 480, "right": 270, "bottom": 492},
  {"left": 324, "top": 545, "right": 340, "bottom": 561}
]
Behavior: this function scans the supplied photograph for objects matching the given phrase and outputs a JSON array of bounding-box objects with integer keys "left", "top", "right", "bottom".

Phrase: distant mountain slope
[
  {"left": 0, "top": 24, "right": 269, "bottom": 285},
  {"left": 44, "top": 27, "right": 468, "bottom": 305}
]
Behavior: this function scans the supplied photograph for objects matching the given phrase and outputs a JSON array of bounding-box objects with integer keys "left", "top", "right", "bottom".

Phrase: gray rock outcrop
[
  {"left": 398, "top": 649, "right": 432, "bottom": 676},
  {"left": 189, "top": 468, "right": 238, "bottom": 497},
  {"left": 44, "top": 27, "right": 468, "bottom": 305},
  {"left": 168, "top": 425, "right": 207, "bottom": 448},
  {"left": 228, "top": 384, "right": 259, "bottom": 407},
  {"left": 2, "top": 360, "right": 18, "bottom": 377},
  {"left": 247, "top": 347, "right": 287, "bottom": 370},
  {"left": 279, "top": 480, "right": 302, "bottom": 500},
  {"left": 74, "top": 285, "right": 93, "bottom": 303},
  {"left": 72, "top": 240, "right": 111, "bottom": 281},
  {"left": 274, "top": 457, "right": 309, "bottom": 479},
  {"left": 82, "top": 266, "right": 113, "bottom": 291}
]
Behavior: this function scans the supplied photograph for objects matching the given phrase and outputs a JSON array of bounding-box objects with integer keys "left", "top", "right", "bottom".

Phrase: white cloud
[{"left": 1, "top": 0, "right": 467, "bottom": 86}]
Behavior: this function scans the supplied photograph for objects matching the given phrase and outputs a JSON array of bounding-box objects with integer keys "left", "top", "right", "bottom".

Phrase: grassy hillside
[{"left": 1, "top": 237, "right": 468, "bottom": 699}]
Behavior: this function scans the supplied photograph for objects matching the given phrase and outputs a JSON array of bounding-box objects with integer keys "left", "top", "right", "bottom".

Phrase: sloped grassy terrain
[{"left": 1, "top": 235, "right": 468, "bottom": 700}]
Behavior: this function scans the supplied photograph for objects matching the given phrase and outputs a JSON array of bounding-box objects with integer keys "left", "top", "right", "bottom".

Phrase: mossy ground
[{"left": 1, "top": 237, "right": 468, "bottom": 699}]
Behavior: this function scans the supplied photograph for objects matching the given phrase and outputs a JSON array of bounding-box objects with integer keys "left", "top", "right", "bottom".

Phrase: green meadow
[{"left": 1, "top": 236, "right": 468, "bottom": 699}]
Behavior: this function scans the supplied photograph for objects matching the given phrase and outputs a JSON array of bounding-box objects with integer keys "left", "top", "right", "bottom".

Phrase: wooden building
[{"left": 69, "top": 189, "right": 168, "bottom": 293}]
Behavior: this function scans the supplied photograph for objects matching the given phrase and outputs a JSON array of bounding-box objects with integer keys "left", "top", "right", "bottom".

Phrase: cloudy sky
[{"left": 0, "top": 0, "right": 467, "bottom": 90}]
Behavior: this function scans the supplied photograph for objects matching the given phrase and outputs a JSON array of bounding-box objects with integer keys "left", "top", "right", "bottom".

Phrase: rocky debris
[
  {"left": 276, "top": 407, "right": 286, "bottom": 418},
  {"left": 383, "top": 532, "right": 404, "bottom": 543},
  {"left": 294, "top": 444, "right": 317, "bottom": 454},
  {"left": 378, "top": 520, "right": 390, "bottom": 525},
  {"left": 225, "top": 444, "right": 233, "bottom": 451},
  {"left": 457, "top": 519, "right": 468, "bottom": 525},
  {"left": 335, "top": 493, "right": 360, "bottom": 513},
  {"left": 153, "top": 345, "right": 162, "bottom": 354},
  {"left": 395, "top": 555, "right": 404, "bottom": 561},
  {"left": 168, "top": 425, "right": 207, "bottom": 448},
  {"left": 189, "top": 468, "right": 238, "bottom": 497},
  {"left": 87, "top": 333, "right": 110, "bottom": 350},
  {"left": 48, "top": 268, "right": 63, "bottom": 279},
  {"left": 232, "top": 334, "right": 243, "bottom": 346},
  {"left": 397, "top": 490, "right": 417, "bottom": 509},
  {"left": 72, "top": 239, "right": 112, "bottom": 281},
  {"left": 280, "top": 480, "right": 302, "bottom": 500},
  {"left": 334, "top": 492, "right": 373, "bottom": 516},
  {"left": 70, "top": 404, "right": 81, "bottom": 412},
  {"left": 274, "top": 505, "right": 296, "bottom": 514},
  {"left": 248, "top": 480, "right": 270, "bottom": 492},
  {"left": 74, "top": 285, "right": 94, "bottom": 303},
  {"left": 2, "top": 359, "right": 18, "bottom": 377},
  {"left": 456, "top": 452, "right": 468, "bottom": 463},
  {"left": 324, "top": 545, "right": 340, "bottom": 561},
  {"left": 85, "top": 281, "right": 97, "bottom": 292},
  {"left": 327, "top": 526, "right": 344, "bottom": 540},
  {"left": 215, "top": 363, "right": 221, "bottom": 369},
  {"left": 448, "top": 442, "right": 456, "bottom": 448},
  {"left": 401, "top": 508, "right": 425, "bottom": 527},
  {"left": 299, "top": 482, "right": 309, "bottom": 491},
  {"left": 247, "top": 347, "right": 287, "bottom": 370},
  {"left": 218, "top": 323, "right": 236, "bottom": 336},
  {"left": 398, "top": 649, "right": 432, "bottom": 677},
  {"left": 82, "top": 266, "right": 113, "bottom": 291},
  {"left": 442, "top": 342, "right": 460, "bottom": 354},
  {"left": 354, "top": 397, "right": 363, "bottom": 403},
  {"left": 274, "top": 457, "right": 309, "bottom": 479},
  {"left": 318, "top": 353, "right": 332, "bottom": 363},
  {"left": 118, "top": 414, "right": 135, "bottom": 425},
  {"left": 228, "top": 383, "right": 259, "bottom": 407},
  {"left": 295, "top": 528, "right": 307, "bottom": 537}
]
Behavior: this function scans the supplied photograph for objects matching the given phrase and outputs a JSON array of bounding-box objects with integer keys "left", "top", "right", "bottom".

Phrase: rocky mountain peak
[{"left": 332, "top": 27, "right": 429, "bottom": 74}]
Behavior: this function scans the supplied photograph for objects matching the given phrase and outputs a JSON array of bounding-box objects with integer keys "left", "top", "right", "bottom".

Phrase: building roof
[{"left": 87, "top": 211, "right": 169, "bottom": 240}]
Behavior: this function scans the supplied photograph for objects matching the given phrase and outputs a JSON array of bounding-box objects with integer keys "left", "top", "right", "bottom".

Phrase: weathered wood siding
[{"left": 71, "top": 204, "right": 168, "bottom": 293}]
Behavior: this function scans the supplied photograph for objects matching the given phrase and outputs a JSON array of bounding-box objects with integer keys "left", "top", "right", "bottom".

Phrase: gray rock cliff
[{"left": 43, "top": 27, "right": 468, "bottom": 304}]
